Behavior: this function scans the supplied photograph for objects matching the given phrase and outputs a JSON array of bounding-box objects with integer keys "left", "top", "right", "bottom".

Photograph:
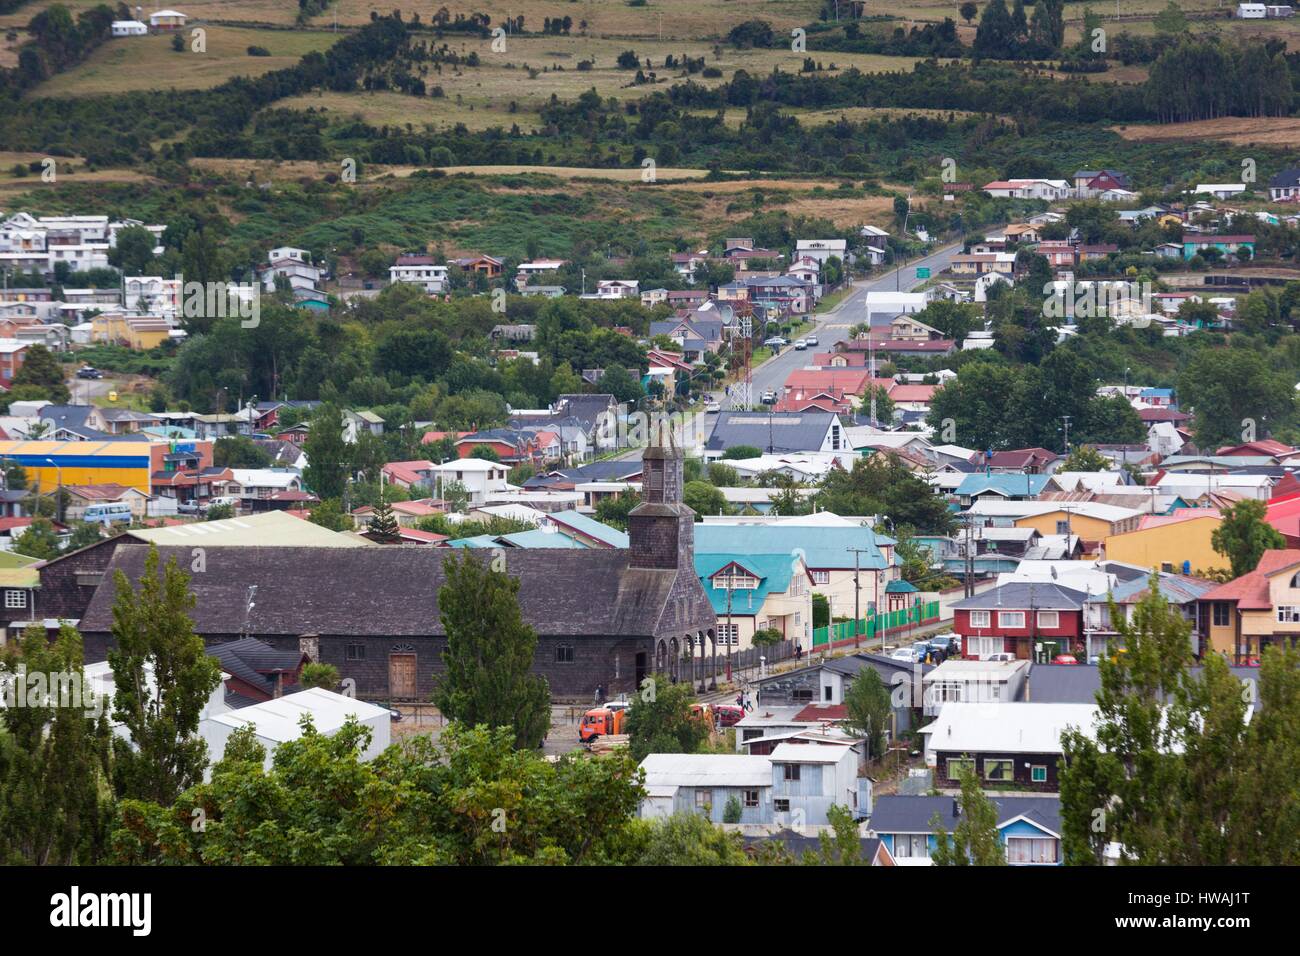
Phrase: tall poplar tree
[
  {"left": 433, "top": 550, "right": 551, "bottom": 749},
  {"left": 108, "top": 544, "right": 222, "bottom": 804}
]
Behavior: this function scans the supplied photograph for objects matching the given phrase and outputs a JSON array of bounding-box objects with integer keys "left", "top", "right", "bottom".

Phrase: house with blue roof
[
  {"left": 954, "top": 473, "right": 1051, "bottom": 506},
  {"left": 694, "top": 522, "right": 898, "bottom": 630},
  {"left": 1138, "top": 387, "right": 1175, "bottom": 408},
  {"left": 696, "top": 552, "right": 814, "bottom": 650},
  {"left": 869, "top": 794, "right": 1063, "bottom": 865}
]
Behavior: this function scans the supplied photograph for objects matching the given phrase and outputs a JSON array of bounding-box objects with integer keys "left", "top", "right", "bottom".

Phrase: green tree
[
  {"left": 107, "top": 224, "right": 157, "bottom": 275},
  {"left": 433, "top": 550, "right": 552, "bottom": 749},
  {"left": 302, "top": 403, "right": 349, "bottom": 500},
  {"left": 595, "top": 490, "right": 641, "bottom": 532},
  {"left": 931, "top": 765, "right": 1008, "bottom": 866},
  {"left": 108, "top": 545, "right": 223, "bottom": 804},
  {"left": 13, "top": 516, "right": 63, "bottom": 560},
  {"left": 0, "top": 624, "right": 110, "bottom": 865},
  {"left": 12, "top": 344, "right": 70, "bottom": 403},
  {"left": 625, "top": 680, "right": 710, "bottom": 763},
  {"left": 307, "top": 498, "right": 353, "bottom": 531},
  {"left": 635, "top": 812, "right": 750, "bottom": 865},
  {"left": 719, "top": 445, "right": 763, "bottom": 460},
  {"left": 64, "top": 521, "right": 104, "bottom": 552},
  {"left": 300, "top": 661, "right": 340, "bottom": 690},
  {"left": 1153, "top": 1, "right": 1187, "bottom": 34},
  {"left": 843, "top": 668, "right": 892, "bottom": 760},
  {"left": 1057, "top": 577, "right": 1288, "bottom": 865},
  {"left": 959, "top": 1, "right": 978, "bottom": 24},
  {"left": 1212, "top": 498, "right": 1285, "bottom": 578},
  {"left": 468, "top": 444, "right": 501, "bottom": 462},
  {"left": 366, "top": 493, "right": 401, "bottom": 543},
  {"left": 213, "top": 435, "right": 272, "bottom": 469},
  {"left": 1177, "top": 349, "right": 1294, "bottom": 449},
  {"left": 205, "top": 503, "right": 235, "bottom": 521},
  {"left": 1060, "top": 445, "right": 1112, "bottom": 472},
  {"left": 683, "top": 480, "right": 728, "bottom": 518}
]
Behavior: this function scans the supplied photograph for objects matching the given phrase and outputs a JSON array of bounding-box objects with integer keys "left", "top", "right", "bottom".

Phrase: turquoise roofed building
[
  {"left": 955, "top": 473, "right": 1051, "bottom": 505},
  {"left": 695, "top": 552, "right": 814, "bottom": 651},
  {"left": 694, "top": 523, "right": 898, "bottom": 636}
]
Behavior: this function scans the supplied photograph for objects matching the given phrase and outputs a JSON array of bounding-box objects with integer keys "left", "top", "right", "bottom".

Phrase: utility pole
[
  {"left": 1060, "top": 414, "right": 1072, "bottom": 454},
  {"left": 849, "top": 547, "right": 876, "bottom": 649},
  {"left": 725, "top": 583, "right": 734, "bottom": 683}
]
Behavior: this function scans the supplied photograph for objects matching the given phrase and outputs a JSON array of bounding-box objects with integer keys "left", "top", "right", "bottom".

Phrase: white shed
[
  {"left": 199, "top": 688, "right": 392, "bottom": 775},
  {"left": 111, "top": 20, "right": 148, "bottom": 36},
  {"left": 1237, "top": 3, "right": 1267, "bottom": 17}
]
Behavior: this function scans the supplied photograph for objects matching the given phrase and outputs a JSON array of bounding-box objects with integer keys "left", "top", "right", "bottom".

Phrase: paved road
[
  {"left": 742, "top": 240, "right": 964, "bottom": 404},
  {"left": 615, "top": 241, "right": 966, "bottom": 459}
]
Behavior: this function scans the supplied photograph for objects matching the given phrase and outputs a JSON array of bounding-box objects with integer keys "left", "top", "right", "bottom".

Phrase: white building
[
  {"left": 1237, "top": 2, "right": 1267, "bottom": 16},
  {"left": 199, "top": 689, "right": 392, "bottom": 776},
  {"left": 111, "top": 20, "right": 148, "bottom": 36},
  {"left": 389, "top": 254, "right": 448, "bottom": 294},
  {"left": 429, "top": 457, "right": 510, "bottom": 505},
  {"left": 794, "top": 239, "right": 848, "bottom": 266}
]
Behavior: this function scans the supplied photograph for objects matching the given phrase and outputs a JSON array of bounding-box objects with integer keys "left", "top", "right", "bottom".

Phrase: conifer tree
[
  {"left": 931, "top": 765, "right": 1007, "bottom": 865},
  {"left": 367, "top": 491, "right": 401, "bottom": 543}
]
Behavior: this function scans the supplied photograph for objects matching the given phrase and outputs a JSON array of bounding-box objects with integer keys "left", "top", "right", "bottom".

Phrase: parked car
[
  {"left": 986, "top": 652, "right": 1016, "bottom": 662},
  {"left": 805, "top": 334, "right": 819, "bottom": 346},
  {"left": 793, "top": 339, "right": 807, "bottom": 350},
  {"left": 1051, "top": 654, "right": 1080, "bottom": 665},
  {"left": 889, "top": 646, "right": 922, "bottom": 662},
  {"left": 763, "top": 336, "right": 787, "bottom": 348},
  {"left": 760, "top": 389, "right": 777, "bottom": 404},
  {"left": 75, "top": 366, "right": 102, "bottom": 379},
  {"left": 705, "top": 400, "right": 721, "bottom": 413},
  {"left": 925, "top": 639, "right": 951, "bottom": 662},
  {"left": 714, "top": 704, "right": 745, "bottom": 727},
  {"left": 176, "top": 501, "right": 201, "bottom": 515}
]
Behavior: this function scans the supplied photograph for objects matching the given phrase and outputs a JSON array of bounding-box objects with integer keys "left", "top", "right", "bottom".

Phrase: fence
[
  {"left": 678, "top": 639, "right": 799, "bottom": 688},
  {"left": 811, "top": 600, "right": 942, "bottom": 649}
]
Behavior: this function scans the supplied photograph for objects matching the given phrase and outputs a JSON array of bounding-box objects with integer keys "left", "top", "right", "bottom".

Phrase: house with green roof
[{"left": 696, "top": 552, "right": 814, "bottom": 651}]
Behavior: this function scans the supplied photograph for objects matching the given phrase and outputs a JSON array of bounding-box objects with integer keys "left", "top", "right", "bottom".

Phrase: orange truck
[{"left": 579, "top": 704, "right": 629, "bottom": 743}]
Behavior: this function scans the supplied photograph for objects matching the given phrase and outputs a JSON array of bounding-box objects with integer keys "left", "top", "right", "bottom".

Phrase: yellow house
[
  {"left": 1103, "top": 513, "right": 1225, "bottom": 577},
  {"left": 1198, "top": 549, "right": 1300, "bottom": 661},
  {"left": 1014, "top": 504, "right": 1142, "bottom": 548},
  {"left": 1156, "top": 213, "right": 1184, "bottom": 230},
  {"left": 90, "top": 313, "right": 171, "bottom": 350}
]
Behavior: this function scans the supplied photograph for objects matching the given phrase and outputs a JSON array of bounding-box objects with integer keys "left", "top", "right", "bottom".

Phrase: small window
[
  {"left": 1213, "top": 602, "right": 1230, "bottom": 627},
  {"left": 984, "top": 759, "right": 1014, "bottom": 783},
  {"left": 999, "top": 611, "right": 1026, "bottom": 629},
  {"left": 345, "top": 643, "right": 366, "bottom": 661},
  {"left": 774, "top": 799, "right": 790, "bottom": 813},
  {"left": 970, "top": 610, "right": 991, "bottom": 628},
  {"left": 743, "top": 789, "right": 759, "bottom": 808},
  {"left": 555, "top": 644, "right": 575, "bottom": 663},
  {"left": 1037, "top": 611, "right": 1059, "bottom": 629},
  {"left": 783, "top": 764, "right": 801, "bottom": 781},
  {"left": 823, "top": 685, "right": 833, "bottom": 701},
  {"left": 1031, "top": 765, "right": 1048, "bottom": 783},
  {"left": 947, "top": 758, "right": 975, "bottom": 780},
  {"left": 4, "top": 590, "right": 26, "bottom": 609}
]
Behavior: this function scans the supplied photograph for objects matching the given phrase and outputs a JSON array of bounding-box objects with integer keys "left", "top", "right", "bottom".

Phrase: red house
[{"left": 951, "top": 582, "right": 1088, "bottom": 661}]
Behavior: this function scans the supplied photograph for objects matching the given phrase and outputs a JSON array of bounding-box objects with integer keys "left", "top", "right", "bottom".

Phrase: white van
[{"left": 83, "top": 502, "right": 133, "bottom": 526}]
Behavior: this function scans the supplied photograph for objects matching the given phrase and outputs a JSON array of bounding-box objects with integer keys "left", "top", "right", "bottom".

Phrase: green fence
[{"left": 812, "top": 600, "right": 941, "bottom": 648}]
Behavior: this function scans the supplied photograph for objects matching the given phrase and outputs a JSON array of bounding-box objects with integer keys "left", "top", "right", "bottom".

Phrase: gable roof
[
  {"left": 79, "top": 544, "right": 710, "bottom": 641},
  {"left": 1200, "top": 548, "right": 1300, "bottom": 609},
  {"left": 870, "top": 795, "right": 1062, "bottom": 836},
  {"left": 951, "top": 582, "right": 1088, "bottom": 611},
  {"left": 694, "top": 523, "right": 891, "bottom": 571},
  {"left": 705, "top": 410, "right": 841, "bottom": 454}
]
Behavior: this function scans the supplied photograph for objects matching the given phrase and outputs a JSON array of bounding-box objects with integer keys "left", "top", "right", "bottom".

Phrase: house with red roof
[
  {"left": 380, "top": 459, "right": 435, "bottom": 491},
  {"left": 1198, "top": 549, "right": 1300, "bottom": 662}
]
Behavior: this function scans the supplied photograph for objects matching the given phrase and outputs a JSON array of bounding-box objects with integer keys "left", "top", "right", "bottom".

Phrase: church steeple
[{"left": 628, "top": 418, "right": 695, "bottom": 570}]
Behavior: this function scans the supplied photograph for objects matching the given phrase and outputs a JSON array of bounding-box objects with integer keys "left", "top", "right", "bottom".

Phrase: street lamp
[{"left": 44, "top": 458, "right": 63, "bottom": 524}]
